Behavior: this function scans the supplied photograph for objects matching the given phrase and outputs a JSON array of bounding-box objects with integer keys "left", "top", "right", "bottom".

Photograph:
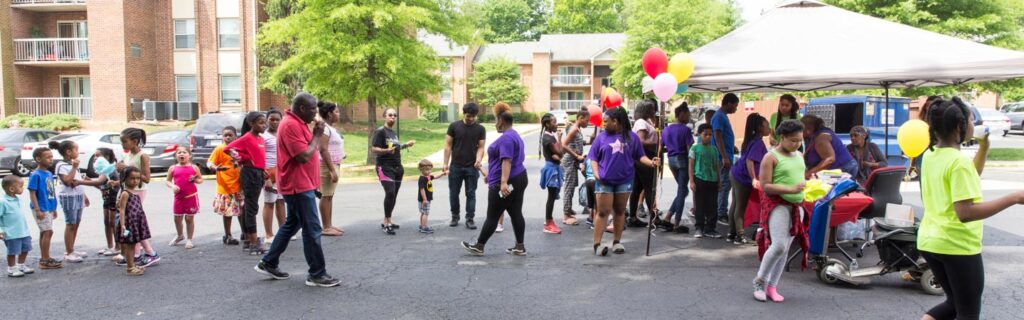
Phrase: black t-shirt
[
  {"left": 542, "top": 134, "right": 559, "bottom": 163},
  {"left": 418, "top": 175, "right": 434, "bottom": 202},
  {"left": 372, "top": 126, "right": 401, "bottom": 167},
  {"left": 446, "top": 120, "right": 486, "bottom": 167}
]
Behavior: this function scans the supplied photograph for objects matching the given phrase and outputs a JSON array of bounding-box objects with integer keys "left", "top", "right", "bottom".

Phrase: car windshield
[
  {"left": 194, "top": 114, "right": 244, "bottom": 136},
  {"left": 0, "top": 131, "right": 22, "bottom": 142},
  {"left": 48, "top": 133, "right": 86, "bottom": 141},
  {"left": 150, "top": 131, "right": 188, "bottom": 143}
]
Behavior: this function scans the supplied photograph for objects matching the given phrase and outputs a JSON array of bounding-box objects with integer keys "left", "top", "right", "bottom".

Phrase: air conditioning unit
[
  {"left": 144, "top": 101, "right": 173, "bottom": 121},
  {"left": 175, "top": 102, "right": 199, "bottom": 121}
]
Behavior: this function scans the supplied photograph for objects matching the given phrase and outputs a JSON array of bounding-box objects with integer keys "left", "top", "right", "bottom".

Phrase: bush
[
  {"left": 0, "top": 113, "right": 81, "bottom": 131},
  {"left": 418, "top": 104, "right": 445, "bottom": 123},
  {"left": 477, "top": 111, "right": 545, "bottom": 124}
]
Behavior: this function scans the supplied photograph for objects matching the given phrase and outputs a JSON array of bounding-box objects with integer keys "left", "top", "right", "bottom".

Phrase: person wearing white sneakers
[
  {"left": 538, "top": 113, "right": 564, "bottom": 235},
  {"left": 1, "top": 176, "right": 35, "bottom": 277}
]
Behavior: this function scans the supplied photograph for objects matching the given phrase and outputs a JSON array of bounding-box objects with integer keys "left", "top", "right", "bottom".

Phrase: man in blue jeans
[
  {"left": 443, "top": 103, "right": 486, "bottom": 230},
  {"left": 712, "top": 94, "right": 740, "bottom": 231},
  {"left": 255, "top": 93, "right": 340, "bottom": 287}
]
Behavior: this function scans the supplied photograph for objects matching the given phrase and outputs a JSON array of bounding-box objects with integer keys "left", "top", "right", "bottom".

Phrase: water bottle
[{"left": 499, "top": 185, "right": 514, "bottom": 199}]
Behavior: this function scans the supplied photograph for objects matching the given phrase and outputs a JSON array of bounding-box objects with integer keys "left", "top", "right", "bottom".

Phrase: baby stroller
[{"left": 807, "top": 179, "right": 942, "bottom": 295}]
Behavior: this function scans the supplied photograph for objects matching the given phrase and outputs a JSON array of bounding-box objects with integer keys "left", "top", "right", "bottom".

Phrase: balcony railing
[
  {"left": 551, "top": 100, "right": 588, "bottom": 111},
  {"left": 16, "top": 97, "right": 92, "bottom": 120},
  {"left": 551, "top": 75, "right": 592, "bottom": 87},
  {"left": 12, "top": 0, "right": 86, "bottom": 4},
  {"left": 13, "top": 38, "right": 89, "bottom": 63}
]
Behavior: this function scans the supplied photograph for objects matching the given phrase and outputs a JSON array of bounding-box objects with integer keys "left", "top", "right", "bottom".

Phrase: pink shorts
[{"left": 174, "top": 194, "right": 199, "bottom": 216}]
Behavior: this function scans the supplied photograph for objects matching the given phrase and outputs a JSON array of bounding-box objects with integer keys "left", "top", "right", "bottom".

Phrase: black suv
[{"left": 190, "top": 112, "right": 245, "bottom": 173}]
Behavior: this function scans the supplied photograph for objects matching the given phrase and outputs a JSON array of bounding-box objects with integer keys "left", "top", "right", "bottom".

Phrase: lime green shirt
[
  {"left": 918, "top": 148, "right": 984, "bottom": 255},
  {"left": 770, "top": 112, "right": 798, "bottom": 142},
  {"left": 769, "top": 149, "right": 806, "bottom": 204},
  {"left": 689, "top": 143, "right": 719, "bottom": 182}
]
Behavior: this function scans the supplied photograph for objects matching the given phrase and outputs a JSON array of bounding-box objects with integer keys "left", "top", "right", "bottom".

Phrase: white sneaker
[
  {"left": 7, "top": 267, "right": 24, "bottom": 277},
  {"left": 496, "top": 224, "right": 505, "bottom": 233},
  {"left": 73, "top": 251, "right": 87, "bottom": 258},
  {"left": 19, "top": 264, "right": 35, "bottom": 274},
  {"left": 64, "top": 253, "right": 83, "bottom": 263},
  {"left": 291, "top": 235, "right": 298, "bottom": 241}
]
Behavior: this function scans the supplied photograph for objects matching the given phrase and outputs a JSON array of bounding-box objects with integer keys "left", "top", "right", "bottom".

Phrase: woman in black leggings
[
  {"left": 628, "top": 99, "right": 660, "bottom": 227},
  {"left": 462, "top": 107, "right": 528, "bottom": 255},
  {"left": 371, "top": 108, "right": 415, "bottom": 235}
]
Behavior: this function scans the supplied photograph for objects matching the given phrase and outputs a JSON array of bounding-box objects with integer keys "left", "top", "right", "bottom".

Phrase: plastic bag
[
  {"left": 836, "top": 219, "right": 867, "bottom": 241},
  {"left": 803, "top": 179, "right": 832, "bottom": 203}
]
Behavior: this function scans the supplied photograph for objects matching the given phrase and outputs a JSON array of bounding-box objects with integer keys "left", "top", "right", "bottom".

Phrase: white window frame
[
  {"left": 219, "top": 75, "right": 242, "bottom": 105},
  {"left": 218, "top": 18, "right": 241, "bottom": 49},
  {"left": 558, "top": 65, "right": 585, "bottom": 75},
  {"left": 558, "top": 91, "right": 585, "bottom": 101},
  {"left": 174, "top": 19, "right": 196, "bottom": 50},
  {"left": 175, "top": 75, "right": 197, "bottom": 102}
]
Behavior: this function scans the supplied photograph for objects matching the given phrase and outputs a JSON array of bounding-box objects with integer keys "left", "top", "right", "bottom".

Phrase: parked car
[
  {"left": 20, "top": 132, "right": 126, "bottom": 171},
  {"left": 146, "top": 130, "right": 192, "bottom": 173},
  {"left": 1000, "top": 102, "right": 1024, "bottom": 134},
  {"left": 978, "top": 108, "right": 1011, "bottom": 137},
  {"left": 190, "top": 112, "right": 245, "bottom": 173},
  {"left": 550, "top": 110, "right": 569, "bottom": 126},
  {"left": 0, "top": 129, "right": 59, "bottom": 176}
]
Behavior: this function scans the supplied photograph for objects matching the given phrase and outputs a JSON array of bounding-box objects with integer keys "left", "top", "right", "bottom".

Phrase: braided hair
[
  {"left": 121, "top": 127, "right": 147, "bottom": 147},
  {"left": 926, "top": 96, "right": 972, "bottom": 151}
]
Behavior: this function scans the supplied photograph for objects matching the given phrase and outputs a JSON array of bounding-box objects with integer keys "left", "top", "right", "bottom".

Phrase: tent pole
[{"left": 883, "top": 83, "right": 890, "bottom": 159}]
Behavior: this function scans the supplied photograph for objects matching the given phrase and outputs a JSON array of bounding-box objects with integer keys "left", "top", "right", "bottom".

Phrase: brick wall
[
  {"left": 0, "top": 2, "right": 14, "bottom": 116},
  {"left": 195, "top": 0, "right": 219, "bottom": 114},
  {"left": 528, "top": 52, "right": 551, "bottom": 112},
  {"left": 123, "top": 0, "right": 158, "bottom": 107},
  {"left": 154, "top": 0, "right": 175, "bottom": 101},
  {"left": 86, "top": 0, "right": 128, "bottom": 122}
]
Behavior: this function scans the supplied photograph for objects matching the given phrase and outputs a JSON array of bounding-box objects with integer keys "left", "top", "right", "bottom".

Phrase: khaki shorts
[
  {"left": 320, "top": 162, "right": 341, "bottom": 197},
  {"left": 35, "top": 211, "right": 55, "bottom": 232}
]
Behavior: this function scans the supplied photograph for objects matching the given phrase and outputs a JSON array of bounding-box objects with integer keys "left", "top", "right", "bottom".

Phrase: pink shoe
[
  {"left": 766, "top": 285, "right": 785, "bottom": 302},
  {"left": 543, "top": 221, "right": 562, "bottom": 234}
]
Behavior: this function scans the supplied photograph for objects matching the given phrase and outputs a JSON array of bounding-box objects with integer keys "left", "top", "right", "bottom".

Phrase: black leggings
[
  {"left": 377, "top": 165, "right": 404, "bottom": 218},
  {"left": 545, "top": 187, "right": 559, "bottom": 221},
  {"left": 628, "top": 166, "right": 656, "bottom": 220},
  {"left": 921, "top": 251, "right": 984, "bottom": 320},
  {"left": 476, "top": 172, "right": 528, "bottom": 246},
  {"left": 239, "top": 166, "right": 264, "bottom": 234}
]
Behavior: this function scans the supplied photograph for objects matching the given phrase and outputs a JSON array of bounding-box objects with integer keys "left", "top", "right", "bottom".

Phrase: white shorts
[{"left": 262, "top": 186, "right": 282, "bottom": 203}]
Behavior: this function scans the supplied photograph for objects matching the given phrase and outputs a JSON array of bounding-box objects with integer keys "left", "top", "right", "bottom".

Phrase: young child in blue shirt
[
  {"left": 27, "top": 147, "right": 61, "bottom": 269},
  {"left": 1, "top": 175, "right": 35, "bottom": 277}
]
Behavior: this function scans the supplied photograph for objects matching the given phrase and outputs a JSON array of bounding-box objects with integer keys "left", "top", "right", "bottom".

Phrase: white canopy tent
[{"left": 686, "top": 0, "right": 1024, "bottom": 93}]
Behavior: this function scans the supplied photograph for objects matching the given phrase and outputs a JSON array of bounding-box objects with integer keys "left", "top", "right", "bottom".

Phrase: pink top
[
  {"left": 278, "top": 111, "right": 321, "bottom": 195},
  {"left": 170, "top": 164, "right": 199, "bottom": 200}
]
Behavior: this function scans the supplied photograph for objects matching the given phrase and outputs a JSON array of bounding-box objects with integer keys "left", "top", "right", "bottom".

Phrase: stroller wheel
[
  {"left": 920, "top": 269, "right": 944, "bottom": 296},
  {"left": 818, "top": 258, "right": 846, "bottom": 285}
]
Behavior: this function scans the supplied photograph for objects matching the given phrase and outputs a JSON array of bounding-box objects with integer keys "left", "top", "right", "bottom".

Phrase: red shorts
[{"left": 174, "top": 194, "right": 200, "bottom": 216}]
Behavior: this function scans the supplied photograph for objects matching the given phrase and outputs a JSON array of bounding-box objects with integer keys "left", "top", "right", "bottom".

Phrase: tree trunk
[{"left": 365, "top": 17, "right": 379, "bottom": 165}]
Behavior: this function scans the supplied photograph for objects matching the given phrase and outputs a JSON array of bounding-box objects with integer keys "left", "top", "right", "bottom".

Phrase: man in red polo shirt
[{"left": 255, "top": 93, "right": 341, "bottom": 287}]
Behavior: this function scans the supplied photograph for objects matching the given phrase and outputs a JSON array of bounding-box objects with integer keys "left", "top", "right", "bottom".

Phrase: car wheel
[{"left": 13, "top": 161, "right": 31, "bottom": 177}]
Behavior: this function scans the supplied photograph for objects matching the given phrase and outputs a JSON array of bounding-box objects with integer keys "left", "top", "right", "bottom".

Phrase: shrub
[
  {"left": 418, "top": 104, "right": 445, "bottom": 123},
  {"left": 0, "top": 113, "right": 81, "bottom": 131}
]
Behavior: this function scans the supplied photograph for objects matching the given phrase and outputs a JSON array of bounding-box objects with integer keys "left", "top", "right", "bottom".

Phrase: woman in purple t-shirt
[
  {"left": 587, "top": 107, "right": 658, "bottom": 256},
  {"left": 462, "top": 110, "right": 529, "bottom": 256},
  {"left": 728, "top": 114, "right": 769, "bottom": 244}
]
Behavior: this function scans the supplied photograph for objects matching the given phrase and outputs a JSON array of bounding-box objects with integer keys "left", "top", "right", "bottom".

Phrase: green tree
[
  {"left": 548, "top": 0, "right": 625, "bottom": 34},
  {"left": 468, "top": 58, "right": 529, "bottom": 108},
  {"left": 473, "top": 0, "right": 550, "bottom": 43},
  {"left": 257, "top": 0, "right": 302, "bottom": 99},
  {"left": 610, "top": 0, "right": 738, "bottom": 99},
  {"left": 824, "top": 0, "right": 1024, "bottom": 101},
  {"left": 258, "top": 0, "right": 472, "bottom": 164}
]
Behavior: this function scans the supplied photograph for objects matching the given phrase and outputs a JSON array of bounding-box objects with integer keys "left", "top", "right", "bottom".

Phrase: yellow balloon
[
  {"left": 897, "top": 119, "right": 930, "bottom": 158},
  {"left": 601, "top": 87, "right": 615, "bottom": 101},
  {"left": 667, "top": 52, "right": 695, "bottom": 83}
]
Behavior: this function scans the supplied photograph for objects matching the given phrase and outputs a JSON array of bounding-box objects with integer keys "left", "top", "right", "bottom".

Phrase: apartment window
[
  {"left": 220, "top": 75, "right": 241, "bottom": 104},
  {"left": 558, "top": 66, "right": 584, "bottom": 75},
  {"left": 218, "top": 19, "right": 240, "bottom": 49},
  {"left": 558, "top": 91, "right": 585, "bottom": 101},
  {"left": 174, "top": 19, "right": 196, "bottom": 49},
  {"left": 131, "top": 44, "right": 142, "bottom": 58},
  {"left": 440, "top": 89, "right": 453, "bottom": 104},
  {"left": 176, "top": 76, "right": 197, "bottom": 102}
]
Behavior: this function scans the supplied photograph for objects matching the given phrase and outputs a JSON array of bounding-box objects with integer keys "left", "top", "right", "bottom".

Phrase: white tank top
[{"left": 326, "top": 127, "right": 345, "bottom": 164}]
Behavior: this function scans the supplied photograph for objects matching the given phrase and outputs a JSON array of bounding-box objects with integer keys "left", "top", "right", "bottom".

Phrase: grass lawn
[
  {"left": 341, "top": 119, "right": 449, "bottom": 170},
  {"left": 987, "top": 148, "right": 1024, "bottom": 161}
]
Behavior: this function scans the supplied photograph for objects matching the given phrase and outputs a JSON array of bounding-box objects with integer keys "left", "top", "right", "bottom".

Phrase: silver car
[{"left": 1001, "top": 102, "right": 1024, "bottom": 135}]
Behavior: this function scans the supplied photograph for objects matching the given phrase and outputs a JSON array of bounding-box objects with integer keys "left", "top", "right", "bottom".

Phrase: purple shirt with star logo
[{"left": 588, "top": 131, "right": 645, "bottom": 185}]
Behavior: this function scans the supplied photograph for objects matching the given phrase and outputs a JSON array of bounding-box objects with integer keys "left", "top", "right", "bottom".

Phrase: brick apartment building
[{"left": 0, "top": 0, "right": 287, "bottom": 124}]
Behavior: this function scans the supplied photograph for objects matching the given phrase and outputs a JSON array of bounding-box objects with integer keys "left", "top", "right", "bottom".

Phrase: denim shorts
[
  {"left": 595, "top": 181, "right": 633, "bottom": 194},
  {"left": 419, "top": 201, "right": 430, "bottom": 215},
  {"left": 4, "top": 236, "right": 32, "bottom": 256}
]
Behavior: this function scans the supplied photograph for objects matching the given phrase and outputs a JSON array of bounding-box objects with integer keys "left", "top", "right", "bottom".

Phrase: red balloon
[
  {"left": 605, "top": 91, "right": 623, "bottom": 108},
  {"left": 642, "top": 48, "right": 669, "bottom": 78},
  {"left": 588, "top": 105, "right": 603, "bottom": 127}
]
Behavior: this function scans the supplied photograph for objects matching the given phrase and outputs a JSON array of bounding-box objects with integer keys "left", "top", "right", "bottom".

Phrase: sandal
[
  {"left": 185, "top": 240, "right": 194, "bottom": 249},
  {"left": 127, "top": 266, "right": 145, "bottom": 276},
  {"left": 224, "top": 236, "right": 239, "bottom": 245},
  {"left": 562, "top": 216, "right": 579, "bottom": 226},
  {"left": 168, "top": 236, "right": 185, "bottom": 246}
]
